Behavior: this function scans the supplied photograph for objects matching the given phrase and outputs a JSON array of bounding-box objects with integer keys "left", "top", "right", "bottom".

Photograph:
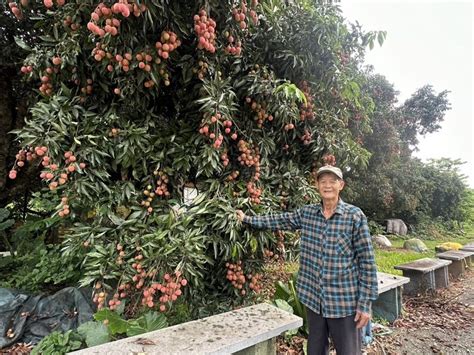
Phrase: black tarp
[{"left": 0, "top": 287, "right": 95, "bottom": 349}]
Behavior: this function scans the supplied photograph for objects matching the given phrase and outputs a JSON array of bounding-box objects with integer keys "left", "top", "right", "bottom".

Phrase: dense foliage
[{"left": 3, "top": 0, "right": 383, "bottom": 315}]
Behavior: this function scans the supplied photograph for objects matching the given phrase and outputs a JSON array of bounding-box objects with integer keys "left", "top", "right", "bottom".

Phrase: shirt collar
[{"left": 317, "top": 199, "right": 345, "bottom": 216}]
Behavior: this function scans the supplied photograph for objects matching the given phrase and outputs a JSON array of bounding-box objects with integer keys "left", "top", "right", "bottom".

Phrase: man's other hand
[{"left": 354, "top": 310, "right": 370, "bottom": 329}]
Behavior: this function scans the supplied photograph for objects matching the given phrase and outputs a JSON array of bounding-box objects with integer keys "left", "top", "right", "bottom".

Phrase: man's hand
[
  {"left": 236, "top": 210, "right": 246, "bottom": 222},
  {"left": 354, "top": 310, "right": 370, "bottom": 329}
]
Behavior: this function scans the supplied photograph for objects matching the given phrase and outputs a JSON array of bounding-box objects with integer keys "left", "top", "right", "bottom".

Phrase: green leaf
[
  {"left": 0, "top": 219, "right": 14, "bottom": 231},
  {"left": 274, "top": 299, "right": 294, "bottom": 314},
  {"left": 0, "top": 208, "right": 10, "bottom": 221},
  {"left": 77, "top": 321, "right": 110, "bottom": 347},
  {"left": 377, "top": 31, "right": 386, "bottom": 47},
  {"left": 94, "top": 309, "right": 128, "bottom": 335},
  {"left": 107, "top": 213, "right": 125, "bottom": 226},
  {"left": 14, "top": 36, "right": 32, "bottom": 51},
  {"left": 249, "top": 237, "right": 258, "bottom": 253},
  {"left": 126, "top": 311, "right": 168, "bottom": 337},
  {"left": 274, "top": 280, "right": 291, "bottom": 300}
]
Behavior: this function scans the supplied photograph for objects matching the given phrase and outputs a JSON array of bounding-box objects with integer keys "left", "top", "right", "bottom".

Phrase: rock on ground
[
  {"left": 374, "top": 235, "right": 392, "bottom": 248},
  {"left": 403, "top": 238, "right": 428, "bottom": 253}
]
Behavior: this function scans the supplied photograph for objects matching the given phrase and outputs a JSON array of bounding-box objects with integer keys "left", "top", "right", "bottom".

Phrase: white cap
[{"left": 316, "top": 165, "right": 343, "bottom": 180}]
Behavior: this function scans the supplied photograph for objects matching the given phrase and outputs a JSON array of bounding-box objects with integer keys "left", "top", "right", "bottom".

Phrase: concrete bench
[
  {"left": 436, "top": 250, "right": 474, "bottom": 278},
  {"left": 372, "top": 272, "right": 410, "bottom": 322},
  {"left": 460, "top": 242, "right": 474, "bottom": 254},
  {"left": 394, "top": 258, "right": 451, "bottom": 294},
  {"left": 69, "top": 303, "right": 302, "bottom": 355}
]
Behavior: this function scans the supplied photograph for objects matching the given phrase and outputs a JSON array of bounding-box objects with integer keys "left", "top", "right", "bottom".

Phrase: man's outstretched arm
[{"left": 236, "top": 209, "right": 302, "bottom": 231}]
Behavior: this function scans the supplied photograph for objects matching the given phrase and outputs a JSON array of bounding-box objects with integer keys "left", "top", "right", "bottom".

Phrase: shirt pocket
[
  {"left": 324, "top": 239, "right": 354, "bottom": 281},
  {"left": 336, "top": 233, "right": 353, "bottom": 257}
]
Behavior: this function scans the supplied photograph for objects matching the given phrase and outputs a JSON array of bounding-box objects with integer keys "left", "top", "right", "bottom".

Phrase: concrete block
[{"left": 69, "top": 303, "right": 302, "bottom": 355}]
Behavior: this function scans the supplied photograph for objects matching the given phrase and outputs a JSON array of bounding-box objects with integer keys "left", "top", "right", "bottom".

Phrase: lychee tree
[{"left": 5, "top": 0, "right": 382, "bottom": 316}]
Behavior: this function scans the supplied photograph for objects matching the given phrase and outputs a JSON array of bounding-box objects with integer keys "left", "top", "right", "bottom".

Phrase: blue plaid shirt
[{"left": 243, "top": 199, "right": 378, "bottom": 318}]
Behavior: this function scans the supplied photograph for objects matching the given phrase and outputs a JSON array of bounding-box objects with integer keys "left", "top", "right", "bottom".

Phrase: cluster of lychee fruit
[
  {"left": 44, "top": 0, "right": 65, "bottom": 8},
  {"left": 20, "top": 64, "right": 33, "bottom": 75},
  {"left": 91, "top": 42, "right": 172, "bottom": 91},
  {"left": 198, "top": 112, "right": 238, "bottom": 149},
  {"left": 226, "top": 170, "right": 240, "bottom": 182},
  {"left": 224, "top": 31, "right": 242, "bottom": 56},
  {"left": 100, "top": 263, "right": 188, "bottom": 313},
  {"left": 245, "top": 97, "right": 273, "bottom": 128},
  {"left": 156, "top": 30, "right": 181, "bottom": 60},
  {"left": 193, "top": 59, "right": 209, "bottom": 80},
  {"left": 299, "top": 81, "right": 315, "bottom": 121},
  {"left": 237, "top": 140, "right": 260, "bottom": 173},
  {"left": 40, "top": 150, "right": 85, "bottom": 192},
  {"left": 8, "top": 2, "right": 24, "bottom": 20},
  {"left": 339, "top": 51, "right": 350, "bottom": 66},
  {"left": 263, "top": 248, "right": 279, "bottom": 261},
  {"left": 87, "top": 1, "right": 146, "bottom": 37},
  {"left": 276, "top": 230, "right": 285, "bottom": 253},
  {"left": 246, "top": 181, "right": 262, "bottom": 204},
  {"left": 9, "top": 147, "right": 85, "bottom": 197},
  {"left": 225, "top": 260, "right": 262, "bottom": 296},
  {"left": 63, "top": 15, "right": 81, "bottom": 31},
  {"left": 92, "top": 282, "right": 109, "bottom": 310},
  {"left": 8, "top": 147, "right": 45, "bottom": 180},
  {"left": 58, "top": 196, "right": 70, "bottom": 217},
  {"left": 220, "top": 151, "right": 230, "bottom": 167},
  {"left": 87, "top": 3, "right": 119, "bottom": 37},
  {"left": 140, "top": 271, "right": 187, "bottom": 311},
  {"left": 300, "top": 129, "right": 312, "bottom": 145},
  {"left": 194, "top": 10, "right": 217, "bottom": 53},
  {"left": 32, "top": 57, "right": 62, "bottom": 96},
  {"left": 323, "top": 154, "right": 336, "bottom": 166},
  {"left": 79, "top": 78, "right": 94, "bottom": 96},
  {"left": 108, "top": 128, "right": 121, "bottom": 137},
  {"left": 237, "top": 140, "right": 262, "bottom": 203},
  {"left": 141, "top": 171, "right": 171, "bottom": 214}
]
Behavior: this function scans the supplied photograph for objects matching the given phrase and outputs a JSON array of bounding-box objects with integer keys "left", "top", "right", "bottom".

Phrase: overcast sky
[{"left": 340, "top": 0, "right": 474, "bottom": 187}]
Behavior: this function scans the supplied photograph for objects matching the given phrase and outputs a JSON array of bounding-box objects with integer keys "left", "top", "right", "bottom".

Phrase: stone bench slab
[
  {"left": 394, "top": 258, "right": 451, "bottom": 273},
  {"left": 377, "top": 272, "right": 410, "bottom": 294},
  {"left": 436, "top": 250, "right": 474, "bottom": 261},
  {"left": 394, "top": 258, "right": 451, "bottom": 294},
  {"left": 373, "top": 272, "right": 410, "bottom": 322},
  {"left": 437, "top": 250, "right": 474, "bottom": 278},
  {"left": 460, "top": 242, "right": 474, "bottom": 252},
  {"left": 69, "top": 303, "right": 302, "bottom": 355}
]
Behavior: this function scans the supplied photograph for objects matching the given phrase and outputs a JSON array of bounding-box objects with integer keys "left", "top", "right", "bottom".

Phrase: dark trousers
[{"left": 307, "top": 308, "right": 362, "bottom": 355}]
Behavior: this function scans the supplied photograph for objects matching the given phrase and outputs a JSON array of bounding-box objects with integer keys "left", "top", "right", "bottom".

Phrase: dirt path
[{"left": 367, "top": 269, "right": 474, "bottom": 354}]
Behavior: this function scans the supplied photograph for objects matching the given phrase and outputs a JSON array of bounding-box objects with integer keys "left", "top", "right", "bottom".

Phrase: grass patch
[
  {"left": 375, "top": 235, "right": 474, "bottom": 275},
  {"left": 276, "top": 233, "right": 474, "bottom": 277}
]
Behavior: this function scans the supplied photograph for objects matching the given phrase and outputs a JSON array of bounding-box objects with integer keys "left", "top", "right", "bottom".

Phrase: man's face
[{"left": 316, "top": 173, "right": 345, "bottom": 201}]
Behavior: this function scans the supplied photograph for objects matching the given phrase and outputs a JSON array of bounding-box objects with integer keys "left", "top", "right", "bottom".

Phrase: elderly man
[{"left": 236, "top": 165, "right": 377, "bottom": 355}]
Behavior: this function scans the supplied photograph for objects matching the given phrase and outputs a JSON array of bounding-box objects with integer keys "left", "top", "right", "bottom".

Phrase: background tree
[{"left": 345, "top": 71, "right": 469, "bottom": 226}]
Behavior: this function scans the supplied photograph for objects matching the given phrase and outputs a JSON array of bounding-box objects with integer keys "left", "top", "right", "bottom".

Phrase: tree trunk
[
  {"left": 0, "top": 66, "right": 38, "bottom": 208},
  {"left": 0, "top": 66, "right": 16, "bottom": 200}
]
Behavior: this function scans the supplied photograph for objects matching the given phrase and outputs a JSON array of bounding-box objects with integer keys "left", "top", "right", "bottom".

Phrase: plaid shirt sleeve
[
  {"left": 243, "top": 210, "right": 302, "bottom": 231},
  {"left": 353, "top": 211, "right": 378, "bottom": 314}
]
